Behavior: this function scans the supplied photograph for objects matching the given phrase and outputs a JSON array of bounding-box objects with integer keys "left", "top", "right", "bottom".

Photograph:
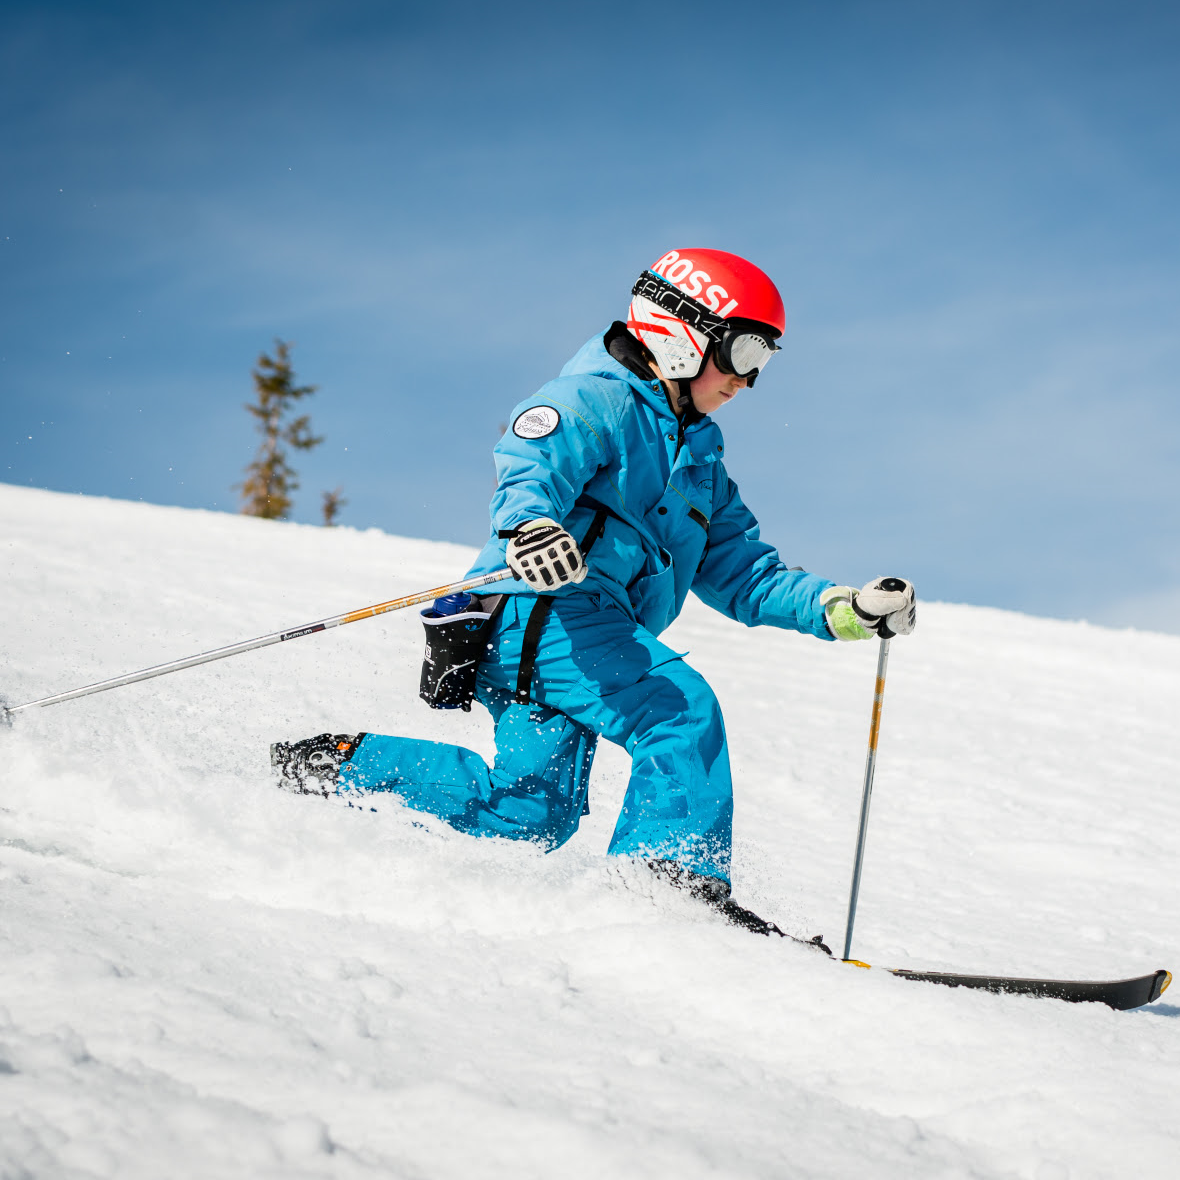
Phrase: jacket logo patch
[{"left": 513, "top": 406, "right": 560, "bottom": 439}]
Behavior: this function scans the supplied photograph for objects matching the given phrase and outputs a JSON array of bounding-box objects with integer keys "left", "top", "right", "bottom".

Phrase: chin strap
[
  {"left": 604, "top": 320, "right": 702, "bottom": 421},
  {"left": 677, "top": 378, "right": 705, "bottom": 424}
]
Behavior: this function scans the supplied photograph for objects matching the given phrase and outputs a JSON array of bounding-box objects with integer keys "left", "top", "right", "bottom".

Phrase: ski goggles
[{"left": 713, "top": 326, "right": 781, "bottom": 381}]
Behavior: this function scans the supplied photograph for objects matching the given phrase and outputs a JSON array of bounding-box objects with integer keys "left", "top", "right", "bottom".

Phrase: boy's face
[{"left": 690, "top": 353, "right": 749, "bottom": 414}]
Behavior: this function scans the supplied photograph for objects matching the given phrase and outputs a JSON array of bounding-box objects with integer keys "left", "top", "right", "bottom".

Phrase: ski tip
[{"left": 1154, "top": 970, "right": 1171, "bottom": 1001}]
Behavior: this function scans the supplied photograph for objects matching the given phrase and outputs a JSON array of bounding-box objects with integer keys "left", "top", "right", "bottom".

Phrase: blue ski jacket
[{"left": 467, "top": 330, "right": 836, "bottom": 641}]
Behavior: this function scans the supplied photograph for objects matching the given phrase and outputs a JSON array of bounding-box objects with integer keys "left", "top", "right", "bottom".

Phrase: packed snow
[{"left": 1, "top": 482, "right": 1176, "bottom": 1179}]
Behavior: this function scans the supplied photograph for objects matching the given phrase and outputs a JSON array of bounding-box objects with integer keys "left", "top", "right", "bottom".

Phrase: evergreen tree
[
  {"left": 237, "top": 340, "right": 322, "bottom": 519},
  {"left": 321, "top": 486, "right": 347, "bottom": 527}
]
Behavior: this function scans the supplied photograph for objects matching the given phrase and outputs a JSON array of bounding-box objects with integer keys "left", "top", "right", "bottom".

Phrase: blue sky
[{"left": 3, "top": 0, "right": 1178, "bottom": 628}]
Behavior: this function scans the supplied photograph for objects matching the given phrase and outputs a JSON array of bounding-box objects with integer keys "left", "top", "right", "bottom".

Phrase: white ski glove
[
  {"left": 821, "top": 577, "right": 916, "bottom": 641},
  {"left": 505, "top": 518, "right": 589, "bottom": 588}
]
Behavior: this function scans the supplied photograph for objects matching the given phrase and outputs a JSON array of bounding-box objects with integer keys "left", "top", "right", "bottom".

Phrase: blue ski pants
[{"left": 338, "top": 594, "right": 734, "bottom": 883}]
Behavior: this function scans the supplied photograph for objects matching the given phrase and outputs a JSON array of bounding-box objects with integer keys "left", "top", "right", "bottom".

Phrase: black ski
[
  {"left": 712, "top": 898, "right": 1170, "bottom": 1010},
  {"left": 887, "top": 967, "right": 1171, "bottom": 1011}
]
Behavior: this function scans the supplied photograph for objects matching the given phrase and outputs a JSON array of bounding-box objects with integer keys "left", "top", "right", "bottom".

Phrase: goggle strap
[{"left": 631, "top": 272, "right": 727, "bottom": 343}]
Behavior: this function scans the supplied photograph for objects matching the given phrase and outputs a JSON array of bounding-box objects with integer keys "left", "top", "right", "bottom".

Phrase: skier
[{"left": 272, "top": 248, "right": 916, "bottom": 934}]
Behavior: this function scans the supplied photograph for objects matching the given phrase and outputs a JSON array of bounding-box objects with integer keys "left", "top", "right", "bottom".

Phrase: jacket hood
[
  {"left": 559, "top": 330, "right": 646, "bottom": 385},
  {"left": 559, "top": 329, "right": 681, "bottom": 422}
]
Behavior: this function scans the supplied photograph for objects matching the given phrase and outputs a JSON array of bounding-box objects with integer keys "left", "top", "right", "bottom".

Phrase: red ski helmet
[{"left": 627, "top": 248, "right": 785, "bottom": 383}]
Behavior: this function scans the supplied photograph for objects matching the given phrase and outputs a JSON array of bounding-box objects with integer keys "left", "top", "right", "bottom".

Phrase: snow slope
[{"left": 1, "top": 482, "right": 1176, "bottom": 1180}]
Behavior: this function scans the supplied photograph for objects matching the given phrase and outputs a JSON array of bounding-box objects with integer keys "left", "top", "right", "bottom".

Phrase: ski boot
[
  {"left": 270, "top": 733, "right": 366, "bottom": 797},
  {"left": 648, "top": 859, "right": 832, "bottom": 954}
]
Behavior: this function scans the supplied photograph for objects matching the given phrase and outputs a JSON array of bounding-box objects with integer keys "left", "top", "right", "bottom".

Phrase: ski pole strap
[{"left": 514, "top": 509, "right": 608, "bottom": 706}]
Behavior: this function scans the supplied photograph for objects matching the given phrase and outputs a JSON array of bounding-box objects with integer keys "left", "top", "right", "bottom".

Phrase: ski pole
[
  {"left": 1, "top": 568, "right": 514, "bottom": 725},
  {"left": 841, "top": 634, "right": 891, "bottom": 962}
]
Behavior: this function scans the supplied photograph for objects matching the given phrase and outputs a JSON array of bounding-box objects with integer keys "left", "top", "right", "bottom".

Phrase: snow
[{"left": 1, "top": 481, "right": 1176, "bottom": 1180}]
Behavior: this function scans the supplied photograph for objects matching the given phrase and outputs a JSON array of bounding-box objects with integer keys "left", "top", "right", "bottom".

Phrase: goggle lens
[
  {"left": 727, "top": 333, "right": 774, "bottom": 376},
  {"left": 721, "top": 331, "right": 779, "bottom": 378}
]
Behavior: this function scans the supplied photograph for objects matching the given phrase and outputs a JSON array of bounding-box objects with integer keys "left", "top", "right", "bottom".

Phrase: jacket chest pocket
[{"left": 647, "top": 482, "right": 708, "bottom": 552}]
